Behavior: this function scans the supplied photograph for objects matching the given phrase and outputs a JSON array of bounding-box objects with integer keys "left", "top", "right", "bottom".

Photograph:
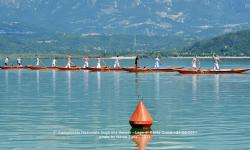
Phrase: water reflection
[
  {"left": 114, "top": 72, "right": 120, "bottom": 97},
  {"left": 5, "top": 70, "right": 8, "bottom": 92},
  {"left": 18, "top": 70, "right": 21, "bottom": 90},
  {"left": 36, "top": 70, "right": 40, "bottom": 95},
  {"left": 214, "top": 75, "right": 220, "bottom": 100},
  {"left": 192, "top": 75, "right": 197, "bottom": 101},
  {"left": 155, "top": 73, "right": 160, "bottom": 98},
  {"left": 67, "top": 71, "right": 71, "bottom": 99},
  {"left": 97, "top": 72, "right": 101, "bottom": 100},
  {"left": 135, "top": 73, "right": 139, "bottom": 97},
  {"left": 52, "top": 70, "right": 56, "bottom": 94},
  {"left": 83, "top": 72, "right": 89, "bottom": 95},
  {"left": 97, "top": 72, "right": 101, "bottom": 90},
  {"left": 131, "top": 128, "right": 152, "bottom": 150}
]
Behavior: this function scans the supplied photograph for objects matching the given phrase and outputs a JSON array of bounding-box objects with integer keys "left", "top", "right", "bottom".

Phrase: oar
[
  {"left": 102, "top": 60, "right": 109, "bottom": 67},
  {"left": 39, "top": 58, "right": 47, "bottom": 67}
]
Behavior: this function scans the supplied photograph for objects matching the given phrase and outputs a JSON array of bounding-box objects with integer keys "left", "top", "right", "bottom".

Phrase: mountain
[
  {"left": 183, "top": 29, "right": 250, "bottom": 56},
  {"left": 0, "top": 33, "right": 194, "bottom": 54},
  {"left": 0, "top": 0, "right": 250, "bottom": 38}
]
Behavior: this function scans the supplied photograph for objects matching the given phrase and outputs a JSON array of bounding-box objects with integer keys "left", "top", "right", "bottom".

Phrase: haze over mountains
[
  {"left": 1, "top": 0, "right": 250, "bottom": 37},
  {"left": 0, "top": 0, "right": 250, "bottom": 55}
]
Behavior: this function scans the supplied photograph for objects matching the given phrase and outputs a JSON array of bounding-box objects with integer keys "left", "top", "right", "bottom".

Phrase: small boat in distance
[
  {"left": 124, "top": 67, "right": 183, "bottom": 73},
  {"left": 175, "top": 68, "right": 250, "bottom": 74}
]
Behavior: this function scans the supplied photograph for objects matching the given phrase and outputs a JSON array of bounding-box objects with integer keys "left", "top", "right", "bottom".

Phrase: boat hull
[
  {"left": 124, "top": 67, "right": 183, "bottom": 73},
  {"left": 28, "top": 66, "right": 60, "bottom": 70},
  {"left": 88, "top": 67, "right": 126, "bottom": 72},
  {"left": 176, "top": 68, "right": 250, "bottom": 74},
  {"left": 57, "top": 67, "right": 81, "bottom": 71},
  {"left": 0, "top": 66, "right": 29, "bottom": 70}
]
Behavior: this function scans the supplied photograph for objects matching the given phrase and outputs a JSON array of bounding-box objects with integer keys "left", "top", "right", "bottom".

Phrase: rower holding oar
[
  {"left": 114, "top": 56, "right": 120, "bottom": 68},
  {"left": 36, "top": 57, "right": 40, "bottom": 66},
  {"left": 52, "top": 58, "right": 56, "bottom": 67},
  {"left": 17, "top": 57, "right": 22, "bottom": 66},
  {"left": 135, "top": 56, "right": 139, "bottom": 68},
  {"left": 4, "top": 57, "right": 9, "bottom": 66},
  {"left": 192, "top": 56, "right": 199, "bottom": 70},
  {"left": 213, "top": 53, "right": 220, "bottom": 71},
  {"left": 154, "top": 57, "right": 160, "bottom": 69},
  {"left": 96, "top": 57, "right": 101, "bottom": 68},
  {"left": 65, "top": 55, "right": 72, "bottom": 68},
  {"left": 83, "top": 56, "right": 89, "bottom": 68}
]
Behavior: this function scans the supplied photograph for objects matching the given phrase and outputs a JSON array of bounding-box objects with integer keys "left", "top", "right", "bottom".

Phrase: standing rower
[
  {"left": 192, "top": 56, "right": 199, "bottom": 70},
  {"left": 114, "top": 56, "right": 120, "bottom": 68},
  {"left": 66, "top": 55, "right": 72, "bottom": 68},
  {"left": 154, "top": 57, "right": 160, "bottom": 68},
  {"left": 52, "top": 58, "right": 56, "bottom": 67},
  {"left": 135, "top": 56, "right": 139, "bottom": 68},
  {"left": 36, "top": 57, "right": 40, "bottom": 66},
  {"left": 213, "top": 54, "right": 220, "bottom": 71},
  {"left": 83, "top": 57, "right": 89, "bottom": 68},
  {"left": 96, "top": 57, "right": 101, "bottom": 68},
  {"left": 17, "top": 57, "right": 22, "bottom": 66},
  {"left": 4, "top": 57, "right": 9, "bottom": 66}
]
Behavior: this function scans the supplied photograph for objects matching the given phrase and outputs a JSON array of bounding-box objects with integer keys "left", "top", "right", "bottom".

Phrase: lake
[{"left": 0, "top": 58, "right": 250, "bottom": 150}]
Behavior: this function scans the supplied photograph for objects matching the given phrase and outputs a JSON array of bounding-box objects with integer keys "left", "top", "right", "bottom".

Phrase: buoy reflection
[{"left": 130, "top": 128, "right": 153, "bottom": 150}]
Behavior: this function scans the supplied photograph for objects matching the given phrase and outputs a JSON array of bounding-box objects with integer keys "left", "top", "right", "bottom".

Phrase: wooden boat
[
  {"left": 28, "top": 66, "right": 59, "bottom": 70},
  {"left": 87, "top": 66, "right": 126, "bottom": 72},
  {"left": 175, "top": 68, "right": 250, "bottom": 74},
  {"left": 0, "top": 65, "right": 29, "bottom": 70},
  {"left": 124, "top": 67, "right": 183, "bottom": 73},
  {"left": 57, "top": 66, "right": 81, "bottom": 71}
]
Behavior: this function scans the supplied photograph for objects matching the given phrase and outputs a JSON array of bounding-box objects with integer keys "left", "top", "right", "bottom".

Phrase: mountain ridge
[{"left": 1, "top": 0, "right": 250, "bottom": 38}]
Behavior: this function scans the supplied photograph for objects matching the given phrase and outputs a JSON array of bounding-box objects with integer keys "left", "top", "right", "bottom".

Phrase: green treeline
[{"left": 183, "top": 30, "right": 250, "bottom": 56}]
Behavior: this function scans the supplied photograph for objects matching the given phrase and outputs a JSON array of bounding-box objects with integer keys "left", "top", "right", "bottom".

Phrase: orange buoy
[{"left": 129, "top": 101, "right": 153, "bottom": 128}]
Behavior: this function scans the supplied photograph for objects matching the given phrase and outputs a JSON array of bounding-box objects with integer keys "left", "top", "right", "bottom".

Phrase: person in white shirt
[
  {"left": 114, "top": 56, "right": 120, "bottom": 68},
  {"left": 17, "top": 57, "right": 22, "bottom": 66},
  {"left": 192, "top": 56, "right": 199, "bottom": 70},
  {"left": 4, "top": 57, "right": 9, "bottom": 66},
  {"left": 213, "top": 54, "right": 220, "bottom": 71},
  {"left": 66, "top": 55, "right": 72, "bottom": 68},
  {"left": 36, "top": 57, "right": 40, "bottom": 66},
  {"left": 52, "top": 58, "right": 56, "bottom": 67},
  {"left": 96, "top": 57, "right": 101, "bottom": 68},
  {"left": 154, "top": 57, "right": 160, "bottom": 68},
  {"left": 83, "top": 57, "right": 89, "bottom": 68}
]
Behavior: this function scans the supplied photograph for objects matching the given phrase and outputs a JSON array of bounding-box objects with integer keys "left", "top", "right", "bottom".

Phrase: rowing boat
[
  {"left": 175, "top": 68, "right": 250, "bottom": 74},
  {"left": 57, "top": 66, "right": 81, "bottom": 71},
  {"left": 0, "top": 65, "right": 29, "bottom": 70},
  {"left": 87, "top": 67, "right": 126, "bottom": 72},
  {"left": 28, "top": 66, "right": 59, "bottom": 70},
  {"left": 124, "top": 67, "right": 183, "bottom": 73}
]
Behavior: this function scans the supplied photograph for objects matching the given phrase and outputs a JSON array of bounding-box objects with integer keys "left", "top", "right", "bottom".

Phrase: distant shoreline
[
  {"left": 1, "top": 52, "right": 250, "bottom": 59},
  {"left": 169, "top": 56, "right": 250, "bottom": 59}
]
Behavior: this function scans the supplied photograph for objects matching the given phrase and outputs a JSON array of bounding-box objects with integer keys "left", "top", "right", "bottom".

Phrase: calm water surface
[{"left": 0, "top": 58, "right": 250, "bottom": 150}]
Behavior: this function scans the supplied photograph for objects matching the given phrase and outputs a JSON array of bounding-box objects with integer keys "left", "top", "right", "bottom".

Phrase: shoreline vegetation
[
  {"left": 1, "top": 29, "right": 250, "bottom": 59},
  {"left": 1, "top": 51, "right": 250, "bottom": 59}
]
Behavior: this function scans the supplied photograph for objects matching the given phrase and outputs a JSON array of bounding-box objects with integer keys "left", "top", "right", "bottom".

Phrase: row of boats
[{"left": 1, "top": 65, "right": 250, "bottom": 74}]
